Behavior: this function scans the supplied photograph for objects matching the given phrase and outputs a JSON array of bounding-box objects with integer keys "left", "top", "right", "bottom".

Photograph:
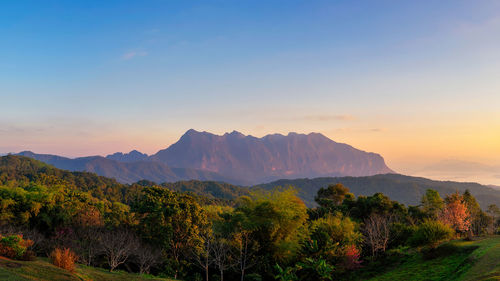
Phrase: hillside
[
  {"left": 256, "top": 174, "right": 500, "bottom": 208},
  {"left": 160, "top": 180, "right": 249, "bottom": 200},
  {"left": 17, "top": 151, "right": 234, "bottom": 184},
  {"left": 0, "top": 155, "right": 246, "bottom": 204},
  {"left": 349, "top": 236, "right": 500, "bottom": 281},
  {"left": 0, "top": 257, "right": 174, "bottom": 281}
]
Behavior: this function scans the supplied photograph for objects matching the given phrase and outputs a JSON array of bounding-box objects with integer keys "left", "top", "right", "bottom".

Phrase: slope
[{"left": 255, "top": 174, "right": 500, "bottom": 208}]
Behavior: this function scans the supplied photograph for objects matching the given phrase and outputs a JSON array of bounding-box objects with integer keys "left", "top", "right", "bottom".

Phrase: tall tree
[
  {"left": 421, "top": 189, "right": 444, "bottom": 219},
  {"left": 133, "top": 187, "right": 208, "bottom": 279}
]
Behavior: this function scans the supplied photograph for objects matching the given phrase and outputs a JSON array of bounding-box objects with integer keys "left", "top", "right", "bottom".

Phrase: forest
[{"left": 1, "top": 155, "right": 500, "bottom": 281}]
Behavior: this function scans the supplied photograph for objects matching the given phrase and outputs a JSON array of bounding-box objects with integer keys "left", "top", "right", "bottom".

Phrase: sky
[{"left": 1, "top": 0, "right": 500, "bottom": 184}]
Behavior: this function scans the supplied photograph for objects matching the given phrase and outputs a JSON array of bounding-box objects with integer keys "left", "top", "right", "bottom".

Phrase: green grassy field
[
  {"left": 0, "top": 257, "right": 174, "bottom": 281},
  {"left": 353, "top": 236, "right": 500, "bottom": 281},
  {"left": 4, "top": 237, "right": 500, "bottom": 281}
]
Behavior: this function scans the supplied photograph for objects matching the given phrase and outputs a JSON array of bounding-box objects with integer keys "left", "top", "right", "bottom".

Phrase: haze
[{"left": 1, "top": 1, "right": 500, "bottom": 184}]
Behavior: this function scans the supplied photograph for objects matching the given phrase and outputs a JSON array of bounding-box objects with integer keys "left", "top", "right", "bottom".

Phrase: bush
[
  {"left": 50, "top": 248, "right": 78, "bottom": 272},
  {"left": 390, "top": 223, "right": 416, "bottom": 247},
  {"left": 0, "top": 234, "right": 34, "bottom": 260},
  {"left": 409, "top": 220, "right": 454, "bottom": 249},
  {"left": 20, "top": 250, "right": 36, "bottom": 261}
]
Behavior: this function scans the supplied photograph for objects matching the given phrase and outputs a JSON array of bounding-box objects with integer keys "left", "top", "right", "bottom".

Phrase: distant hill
[
  {"left": 0, "top": 155, "right": 247, "bottom": 204},
  {"left": 255, "top": 173, "right": 500, "bottom": 208},
  {"left": 106, "top": 150, "right": 148, "bottom": 162},
  {"left": 17, "top": 151, "right": 233, "bottom": 184},
  {"left": 151, "top": 129, "right": 393, "bottom": 185},
  {"left": 160, "top": 180, "right": 249, "bottom": 200}
]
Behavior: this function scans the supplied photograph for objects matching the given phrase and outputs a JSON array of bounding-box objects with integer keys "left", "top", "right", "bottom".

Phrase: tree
[
  {"left": 100, "top": 228, "right": 139, "bottom": 271},
  {"left": 421, "top": 189, "right": 444, "bottom": 219},
  {"left": 463, "top": 190, "right": 481, "bottom": 236},
  {"left": 133, "top": 187, "right": 208, "bottom": 279},
  {"left": 487, "top": 204, "right": 500, "bottom": 233},
  {"left": 307, "top": 212, "right": 362, "bottom": 261},
  {"left": 315, "top": 183, "right": 353, "bottom": 209},
  {"left": 226, "top": 210, "right": 258, "bottom": 281},
  {"left": 363, "top": 213, "right": 394, "bottom": 256},
  {"left": 135, "top": 243, "right": 163, "bottom": 274},
  {"left": 191, "top": 224, "right": 213, "bottom": 281},
  {"left": 440, "top": 192, "right": 470, "bottom": 234},
  {"left": 235, "top": 188, "right": 308, "bottom": 280},
  {"left": 211, "top": 234, "right": 232, "bottom": 281},
  {"left": 73, "top": 206, "right": 104, "bottom": 266}
]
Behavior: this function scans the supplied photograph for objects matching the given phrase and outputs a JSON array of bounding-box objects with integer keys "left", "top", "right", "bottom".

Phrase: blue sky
[{"left": 1, "top": 0, "right": 500, "bottom": 182}]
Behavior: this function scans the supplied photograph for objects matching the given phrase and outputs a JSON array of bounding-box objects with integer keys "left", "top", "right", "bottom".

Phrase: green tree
[
  {"left": 421, "top": 189, "right": 444, "bottom": 219},
  {"left": 133, "top": 187, "right": 208, "bottom": 279},
  {"left": 238, "top": 188, "right": 308, "bottom": 279},
  {"left": 315, "top": 183, "right": 354, "bottom": 209}
]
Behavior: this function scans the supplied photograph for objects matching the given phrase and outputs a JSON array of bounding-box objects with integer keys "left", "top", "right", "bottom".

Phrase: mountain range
[
  {"left": 4, "top": 155, "right": 500, "bottom": 210},
  {"left": 16, "top": 129, "right": 393, "bottom": 185}
]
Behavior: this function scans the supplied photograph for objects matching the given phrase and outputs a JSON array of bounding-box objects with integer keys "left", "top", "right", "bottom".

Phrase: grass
[
  {"left": 349, "top": 236, "right": 500, "bottom": 281},
  {"left": 0, "top": 257, "right": 175, "bottom": 281}
]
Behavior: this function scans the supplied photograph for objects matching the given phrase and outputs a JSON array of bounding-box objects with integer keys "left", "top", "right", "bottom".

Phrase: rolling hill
[
  {"left": 255, "top": 173, "right": 500, "bottom": 208},
  {"left": 16, "top": 151, "right": 234, "bottom": 184}
]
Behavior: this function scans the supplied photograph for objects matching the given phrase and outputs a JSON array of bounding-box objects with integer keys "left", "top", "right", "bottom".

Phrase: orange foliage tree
[{"left": 439, "top": 192, "right": 471, "bottom": 234}]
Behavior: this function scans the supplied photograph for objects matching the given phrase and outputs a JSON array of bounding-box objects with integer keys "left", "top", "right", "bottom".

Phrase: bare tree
[
  {"left": 100, "top": 228, "right": 140, "bottom": 271},
  {"left": 233, "top": 230, "right": 256, "bottom": 281},
  {"left": 363, "top": 213, "right": 394, "bottom": 256},
  {"left": 23, "top": 228, "right": 46, "bottom": 253},
  {"left": 191, "top": 230, "right": 213, "bottom": 281},
  {"left": 135, "top": 242, "right": 163, "bottom": 274},
  {"left": 211, "top": 235, "right": 232, "bottom": 281},
  {"left": 74, "top": 226, "right": 104, "bottom": 266}
]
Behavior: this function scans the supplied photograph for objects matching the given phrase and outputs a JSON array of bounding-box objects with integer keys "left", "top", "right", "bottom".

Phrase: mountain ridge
[
  {"left": 17, "top": 151, "right": 235, "bottom": 184},
  {"left": 150, "top": 129, "right": 393, "bottom": 184},
  {"left": 15, "top": 129, "right": 393, "bottom": 185}
]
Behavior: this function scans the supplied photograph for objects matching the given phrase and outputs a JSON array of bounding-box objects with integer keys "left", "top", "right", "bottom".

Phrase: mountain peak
[
  {"left": 151, "top": 130, "right": 393, "bottom": 184},
  {"left": 224, "top": 130, "right": 245, "bottom": 138},
  {"left": 106, "top": 150, "right": 148, "bottom": 163}
]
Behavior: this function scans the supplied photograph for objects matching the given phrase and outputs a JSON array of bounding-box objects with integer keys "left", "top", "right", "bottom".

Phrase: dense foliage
[{"left": 1, "top": 155, "right": 500, "bottom": 280}]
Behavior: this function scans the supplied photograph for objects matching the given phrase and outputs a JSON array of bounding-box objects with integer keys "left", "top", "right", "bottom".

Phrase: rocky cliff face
[{"left": 150, "top": 129, "right": 393, "bottom": 184}]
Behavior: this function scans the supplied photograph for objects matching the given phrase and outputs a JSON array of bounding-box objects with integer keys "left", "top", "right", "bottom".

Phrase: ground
[
  {"left": 0, "top": 257, "right": 174, "bottom": 281},
  {"left": 354, "top": 236, "right": 500, "bottom": 281}
]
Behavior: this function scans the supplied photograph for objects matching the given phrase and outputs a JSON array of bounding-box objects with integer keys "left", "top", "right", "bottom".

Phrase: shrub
[
  {"left": 409, "top": 220, "right": 454, "bottom": 249},
  {"left": 50, "top": 248, "right": 78, "bottom": 272},
  {"left": 390, "top": 223, "right": 416, "bottom": 247},
  {"left": 342, "top": 244, "right": 362, "bottom": 270},
  {"left": 0, "top": 234, "right": 34, "bottom": 259},
  {"left": 20, "top": 250, "right": 36, "bottom": 261}
]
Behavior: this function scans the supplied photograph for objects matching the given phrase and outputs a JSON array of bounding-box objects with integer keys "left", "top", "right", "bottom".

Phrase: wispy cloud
[
  {"left": 304, "top": 114, "right": 357, "bottom": 121},
  {"left": 121, "top": 51, "right": 148, "bottom": 60}
]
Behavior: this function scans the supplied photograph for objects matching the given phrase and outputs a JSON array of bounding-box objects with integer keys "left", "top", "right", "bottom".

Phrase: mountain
[
  {"left": 150, "top": 129, "right": 393, "bottom": 185},
  {"left": 106, "top": 150, "right": 148, "bottom": 162},
  {"left": 17, "top": 151, "right": 233, "bottom": 184},
  {"left": 255, "top": 173, "right": 500, "bottom": 208}
]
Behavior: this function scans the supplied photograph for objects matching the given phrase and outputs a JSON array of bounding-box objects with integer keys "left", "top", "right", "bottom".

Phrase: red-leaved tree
[{"left": 439, "top": 193, "right": 471, "bottom": 234}]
